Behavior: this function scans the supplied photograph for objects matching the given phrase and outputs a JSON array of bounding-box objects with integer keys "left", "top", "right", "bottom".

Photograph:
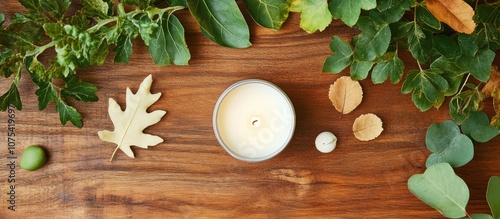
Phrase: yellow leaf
[
  {"left": 482, "top": 65, "right": 500, "bottom": 96},
  {"left": 98, "top": 75, "right": 167, "bottom": 161},
  {"left": 426, "top": 0, "right": 476, "bottom": 34},
  {"left": 352, "top": 113, "right": 384, "bottom": 141},
  {"left": 329, "top": 76, "right": 363, "bottom": 114}
]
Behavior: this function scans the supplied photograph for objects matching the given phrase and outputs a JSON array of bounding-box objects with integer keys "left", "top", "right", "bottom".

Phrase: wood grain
[{"left": 1, "top": 2, "right": 499, "bottom": 218}]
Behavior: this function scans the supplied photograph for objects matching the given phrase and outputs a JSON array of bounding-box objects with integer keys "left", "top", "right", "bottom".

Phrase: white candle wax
[{"left": 213, "top": 80, "right": 295, "bottom": 162}]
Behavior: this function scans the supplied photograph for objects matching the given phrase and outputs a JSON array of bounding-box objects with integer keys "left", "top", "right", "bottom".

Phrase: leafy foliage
[{"left": 425, "top": 120, "right": 474, "bottom": 167}]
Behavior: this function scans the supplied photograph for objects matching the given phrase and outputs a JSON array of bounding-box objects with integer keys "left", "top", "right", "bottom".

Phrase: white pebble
[{"left": 315, "top": 131, "right": 337, "bottom": 153}]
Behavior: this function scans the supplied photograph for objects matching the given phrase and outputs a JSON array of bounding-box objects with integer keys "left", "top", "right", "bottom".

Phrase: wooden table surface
[{"left": 1, "top": 2, "right": 499, "bottom": 218}]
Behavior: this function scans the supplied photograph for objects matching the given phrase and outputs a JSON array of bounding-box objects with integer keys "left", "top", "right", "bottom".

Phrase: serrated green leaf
[
  {"left": 416, "top": 5, "right": 441, "bottom": 31},
  {"left": 186, "top": 0, "right": 251, "bottom": 48},
  {"left": 402, "top": 69, "right": 448, "bottom": 111},
  {"left": 148, "top": 13, "right": 190, "bottom": 66},
  {"left": 488, "top": 176, "right": 500, "bottom": 219},
  {"left": 137, "top": 14, "right": 158, "bottom": 46},
  {"left": 113, "top": 34, "right": 132, "bottom": 64},
  {"left": 89, "top": 38, "right": 109, "bottom": 66},
  {"left": 0, "top": 83, "right": 22, "bottom": 111},
  {"left": 18, "top": 0, "right": 43, "bottom": 16},
  {"left": 462, "top": 111, "right": 499, "bottom": 143},
  {"left": 322, "top": 36, "right": 353, "bottom": 73},
  {"left": 425, "top": 120, "right": 474, "bottom": 167},
  {"left": 61, "top": 77, "right": 98, "bottom": 102},
  {"left": 353, "top": 16, "right": 391, "bottom": 61},
  {"left": 43, "top": 22, "right": 63, "bottom": 39},
  {"left": 328, "top": 0, "right": 376, "bottom": 27},
  {"left": 350, "top": 60, "right": 373, "bottom": 80},
  {"left": 408, "top": 163, "right": 469, "bottom": 218},
  {"left": 40, "top": 0, "right": 71, "bottom": 20},
  {"left": 433, "top": 35, "right": 461, "bottom": 59},
  {"left": 81, "top": 0, "right": 110, "bottom": 19},
  {"left": 26, "top": 59, "right": 57, "bottom": 110},
  {"left": 290, "top": 0, "right": 331, "bottom": 33},
  {"left": 372, "top": 54, "right": 404, "bottom": 84},
  {"left": 245, "top": 0, "right": 290, "bottom": 30},
  {"left": 55, "top": 99, "right": 82, "bottom": 128},
  {"left": 458, "top": 49, "right": 495, "bottom": 83}
]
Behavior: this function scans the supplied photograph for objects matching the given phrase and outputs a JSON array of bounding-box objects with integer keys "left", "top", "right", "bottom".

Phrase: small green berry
[{"left": 20, "top": 145, "right": 47, "bottom": 171}]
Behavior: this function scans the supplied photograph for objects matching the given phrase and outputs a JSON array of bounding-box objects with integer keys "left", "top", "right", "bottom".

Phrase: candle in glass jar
[{"left": 213, "top": 79, "right": 296, "bottom": 162}]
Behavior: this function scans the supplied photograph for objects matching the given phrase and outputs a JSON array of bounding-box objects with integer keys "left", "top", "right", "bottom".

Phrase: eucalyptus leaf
[
  {"left": 323, "top": 36, "right": 353, "bottom": 73},
  {"left": 408, "top": 163, "right": 469, "bottom": 218},
  {"left": 290, "top": 0, "right": 331, "bottom": 33},
  {"left": 186, "top": 0, "right": 251, "bottom": 48},
  {"left": 425, "top": 120, "right": 474, "bottom": 167},
  {"left": 462, "top": 111, "right": 499, "bottom": 143},
  {"left": 245, "top": 0, "right": 290, "bottom": 30},
  {"left": 487, "top": 176, "right": 500, "bottom": 219},
  {"left": 470, "top": 214, "right": 494, "bottom": 219}
]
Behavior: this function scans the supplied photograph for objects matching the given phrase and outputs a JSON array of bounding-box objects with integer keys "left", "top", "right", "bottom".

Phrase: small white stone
[{"left": 315, "top": 131, "right": 337, "bottom": 153}]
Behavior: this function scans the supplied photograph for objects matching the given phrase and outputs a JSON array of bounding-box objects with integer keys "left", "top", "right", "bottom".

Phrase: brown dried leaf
[
  {"left": 481, "top": 65, "right": 500, "bottom": 96},
  {"left": 353, "top": 113, "right": 384, "bottom": 141},
  {"left": 329, "top": 76, "right": 363, "bottom": 114},
  {"left": 426, "top": 0, "right": 476, "bottom": 34}
]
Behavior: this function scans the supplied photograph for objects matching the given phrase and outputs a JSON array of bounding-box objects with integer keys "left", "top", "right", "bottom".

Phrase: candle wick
[{"left": 252, "top": 119, "right": 258, "bottom": 126}]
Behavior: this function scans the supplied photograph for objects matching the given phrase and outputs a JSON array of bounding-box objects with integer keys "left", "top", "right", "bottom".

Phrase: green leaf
[
  {"left": 186, "top": 0, "right": 251, "bottom": 48},
  {"left": 113, "top": 34, "right": 132, "bottom": 64},
  {"left": 322, "top": 36, "right": 353, "bottom": 73},
  {"left": 18, "top": 0, "right": 43, "bottom": 15},
  {"left": 353, "top": 16, "right": 391, "bottom": 61},
  {"left": 470, "top": 214, "right": 494, "bottom": 219},
  {"left": 416, "top": 5, "right": 441, "bottom": 30},
  {"left": 55, "top": 99, "right": 83, "bottom": 128},
  {"left": 462, "top": 111, "right": 499, "bottom": 143},
  {"left": 371, "top": 53, "right": 404, "bottom": 84},
  {"left": 40, "top": 0, "right": 71, "bottom": 20},
  {"left": 81, "top": 0, "right": 110, "bottom": 19},
  {"left": 136, "top": 14, "right": 158, "bottom": 46},
  {"left": 290, "top": 0, "right": 332, "bottom": 33},
  {"left": 458, "top": 49, "right": 496, "bottom": 83},
  {"left": 401, "top": 69, "right": 448, "bottom": 111},
  {"left": 369, "top": 0, "right": 411, "bottom": 25},
  {"left": 433, "top": 35, "right": 461, "bottom": 59},
  {"left": 408, "top": 25, "right": 432, "bottom": 63},
  {"left": 61, "top": 77, "right": 98, "bottom": 102},
  {"left": 474, "top": 3, "right": 500, "bottom": 50},
  {"left": 425, "top": 120, "right": 474, "bottom": 167},
  {"left": 148, "top": 13, "right": 190, "bottom": 66},
  {"left": 0, "top": 13, "right": 4, "bottom": 25},
  {"left": 0, "top": 83, "right": 22, "bottom": 111},
  {"left": 328, "top": 0, "right": 376, "bottom": 27},
  {"left": 408, "top": 163, "right": 469, "bottom": 218},
  {"left": 458, "top": 33, "right": 479, "bottom": 57},
  {"left": 350, "top": 60, "right": 373, "bottom": 80},
  {"left": 449, "top": 85, "right": 484, "bottom": 124},
  {"left": 27, "top": 59, "right": 57, "bottom": 110},
  {"left": 488, "top": 176, "right": 500, "bottom": 219},
  {"left": 120, "top": 0, "right": 151, "bottom": 8},
  {"left": 167, "top": 0, "right": 187, "bottom": 6},
  {"left": 245, "top": 0, "right": 290, "bottom": 30}
]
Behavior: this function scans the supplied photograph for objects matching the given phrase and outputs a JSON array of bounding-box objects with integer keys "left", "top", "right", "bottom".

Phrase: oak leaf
[
  {"left": 98, "top": 75, "right": 166, "bottom": 161},
  {"left": 329, "top": 76, "right": 363, "bottom": 114},
  {"left": 352, "top": 113, "right": 383, "bottom": 141},
  {"left": 425, "top": 0, "right": 476, "bottom": 34}
]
